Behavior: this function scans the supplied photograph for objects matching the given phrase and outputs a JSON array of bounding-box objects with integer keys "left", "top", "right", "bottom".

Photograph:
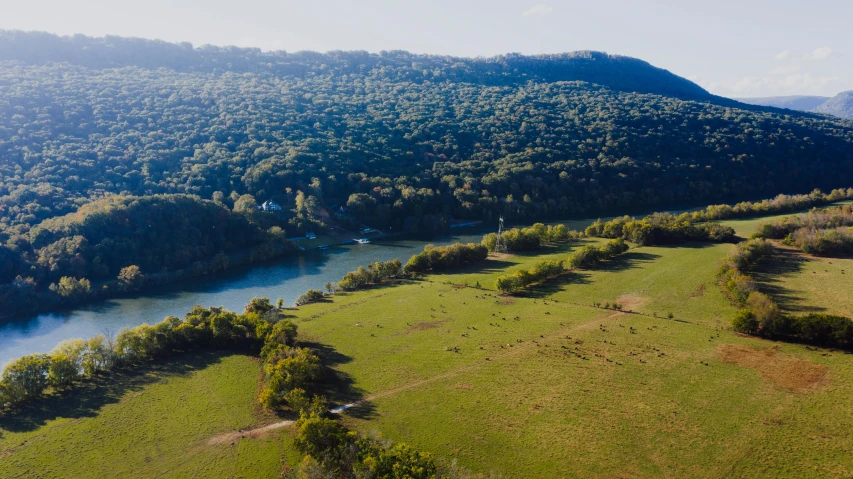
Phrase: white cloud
[
  {"left": 810, "top": 47, "right": 833, "bottom": 60},
  {"left": 774, "top": 47, "right": 835, "bottom": 62},
  {"left": 522, "top": 4, "right": 553, "bottom": 16},
  {"left": 768, "top": 64, "right": 802, "bottom": 75},
  {"left": 712, "top": 72, "right": 840, "bottom": 96}
]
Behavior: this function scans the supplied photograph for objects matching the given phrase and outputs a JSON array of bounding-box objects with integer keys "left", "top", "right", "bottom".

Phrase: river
[{"left": 0, "top": 232, "right": 487, "bottom": 365}]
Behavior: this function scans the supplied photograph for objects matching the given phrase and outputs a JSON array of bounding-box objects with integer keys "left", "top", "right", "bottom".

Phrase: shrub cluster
[
  {"left": 586, "top": 213, "right": 736, "bottom": 246},
  {"left": 734, "top": 309, "right": 853, "bottom": 349},
  {"left": 289, "top": 414, "right": 481, "bottom": 479},
  {"left": 337, "top": 259, "right": 403, "bottom": 291},
  {"left": 404, "top": 243, "right": 488, "bottom": 273},
  {"left": 699, "top": 188, "right": 853, "bottom": 222},
  {"left": 568, "top": 238, "right": 630, "bottom": 269},
  {"left": 495, "top": 260, "right": 565, "bottom": 293},
  {"left": 295, "top": 289, "right": 325, "bottom": 306},
  {"left": 481, "top": 223, "right": 581, "bottom": 253},
  {"left": 784, "top": 227, "right": 853, "bottom": 257},
  {"left": 0, "top": 297, "right": 323, "bottom": 414},
  {"left": 717, "top": 239, "right": 774, "bottom": 303}
]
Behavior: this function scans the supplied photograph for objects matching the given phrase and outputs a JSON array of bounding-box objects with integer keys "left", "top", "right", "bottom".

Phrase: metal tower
[{"left": 495, "top": 216, "right": 508, "bottom": 254}]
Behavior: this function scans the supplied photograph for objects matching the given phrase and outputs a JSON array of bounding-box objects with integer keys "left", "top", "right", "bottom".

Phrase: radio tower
[{"left": 495, "top": 216, "right": 508, "bottom": 254}]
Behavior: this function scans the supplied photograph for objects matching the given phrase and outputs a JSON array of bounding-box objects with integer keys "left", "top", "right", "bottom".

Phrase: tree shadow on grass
[
  {"left": 301, "top": 341, "right": 377, "bottom": 421},
  {"left": 597, "top": 251, "right": 661, "bottom": 272},
  {"left": 752, "top": 249, "right": 827, "bottom": 313},
  {"left": 521, "top": 271, "right": 593, "bottom": 298},
  {"left": 430, "top": 258, "right": 518, "bottom": 277},
  {"left": 0, "top": 349, "right": 227, "bottom": 436}
]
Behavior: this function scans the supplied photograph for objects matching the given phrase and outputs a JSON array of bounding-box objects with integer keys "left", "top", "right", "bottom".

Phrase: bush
[
  {"left": 568, "top": 238, "right": 629, "bottom": 269},
  {"left": 1, "top": 354, "right": 50, "bottom": 406},
  {"left": 587, "top": 213, "right": 736, "bottom": 246},
  {"left": 338, "top": 259, "right": 403, "bottom": 290},
  {"left": 495, "top": 260, "right": 565, "bottom": 293},
  {"left": 296, "top": 289, "right": 325, "bottom": 305},
  {"left": 404, "top": 243, "right": 487, "bottom": 274}
]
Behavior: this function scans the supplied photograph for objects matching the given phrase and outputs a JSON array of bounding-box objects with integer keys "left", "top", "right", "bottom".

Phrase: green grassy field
[
  {"left": 288, "top": 265, "right": 853, "bottom": 478},
  {"left": 4, "top": 209, "right": 853, "bottom": 478},
  {"left": 0, "top": 352, "right": 289, "bottom": 479}
]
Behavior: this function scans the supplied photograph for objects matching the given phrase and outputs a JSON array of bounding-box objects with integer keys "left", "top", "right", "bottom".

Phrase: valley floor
[{"left": 2, "top": 214, "right": 853, "bottom": 478}]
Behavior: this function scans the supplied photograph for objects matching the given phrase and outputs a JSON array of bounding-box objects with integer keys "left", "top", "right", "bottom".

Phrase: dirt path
[
  {"left": 208, "top": 306, "right": 630, "bottom": 446},
  {"left": 207, "top": 420, "right": 295, "bottom": 445}
]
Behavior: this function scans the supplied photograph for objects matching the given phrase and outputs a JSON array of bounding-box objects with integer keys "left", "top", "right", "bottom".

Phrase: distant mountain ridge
[
  {"left": 736, "top": 93, "right": 853, "bottom": 120},
  {"left": 735, "top": 96, "right": 830, "bottom": 112},
  {"left": 0, "top": 30, "right": 713, "bottom": 101},
  {"left": 813, "top": 91, "right": 853, "bottom": 119}
]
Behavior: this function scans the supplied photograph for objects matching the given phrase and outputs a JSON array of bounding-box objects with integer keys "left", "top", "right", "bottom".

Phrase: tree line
[
  {"left": 753, "top": 204, "right": 853, "bottom": 257},
  {"left": 481, "top": 223, "right": 579, "bottom": 253},
  {"left": 494, "top": 238, "right": 629, "bottom": 293},
  {"left": 288, "top": 413, "right": 487, "bottom": 479},
  {"left": 404, "top": 243, "right": 489, "bottom": 274},
  {"left": 585, "top": 213, "right": 736, "bottom": 245},
  {"left": 0, "top": 297, "right": 325, "bottom": 415},
  {"left": 720, "top": 240, "right": 853, "bottom": 349}
]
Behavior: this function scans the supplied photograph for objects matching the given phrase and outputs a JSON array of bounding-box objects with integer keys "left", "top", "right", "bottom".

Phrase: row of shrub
[
  {"left": 288, "top": 413, "right": 479, "bottom": 479},
  {"left": 585, "top": 213, "right": 736, "bottom": 246},
  {"left": 717, "top": 239, "right": 774, "bottom": 303},
  {"left": 733, "top": 310, "right": 853, "bottom": 347},
  {"left": 783, "top": 227, "right": 853, "bottom": 257},
  {"left": 404, "top": 243, "right": 488, "bottom": 273},
  {"left": 697, "top": 188, "right": 853, "bottom": 222},
  {"left": 495, "top": 260, "right": 565, "bottom": 293},
  {"left": 568, "top": 238, "right": 630, "bottom": 269},
  {"left": 753, "top": 204, "right": 853, "bottom": 240},
  {"left": 481, "top": 222, "right": 581, "bottom": 253},
  {"left": 0, "top": 297, "right": 324, "bottom": 415},
  {"left": 751, "top": 204, "right": 853, "bottom": 257},
  {"left": 338, "top": 259, "right": 403, "bottom": 291},
  {"left": 719, "top": 240, "right": 853, "bottom": 349}
]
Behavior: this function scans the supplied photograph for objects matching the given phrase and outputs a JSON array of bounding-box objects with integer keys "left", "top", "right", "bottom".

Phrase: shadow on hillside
[
  {"left": 752, "top": 249, "right": 826, "bottom": 313},
  {"left": 430, "top": 258, "right": 517, "bottom": 277},
  {"left": 522, "top": 271, "right": 593, "bottom": 298},
  {"left": 0, "top": 350, "right": 226, "bottom": 436},
  {"left": 598, "top": 251, "right": 661, "bottom": 272},
  {"left": 302, "top": 341, "right": 377, "bottom": 420}
]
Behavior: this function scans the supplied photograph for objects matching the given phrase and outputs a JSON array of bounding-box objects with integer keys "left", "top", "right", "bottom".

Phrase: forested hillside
[
  {"left": 2, "top": 31, "right": 853, "bottom": 314},
  {"left": 0, "top": 194, "right": 292, "bottom": 316}
]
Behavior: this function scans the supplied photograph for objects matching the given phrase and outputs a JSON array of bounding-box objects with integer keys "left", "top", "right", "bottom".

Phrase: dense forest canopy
[{"left": 2, "top": 31, "right": 853, "bottom": 313}]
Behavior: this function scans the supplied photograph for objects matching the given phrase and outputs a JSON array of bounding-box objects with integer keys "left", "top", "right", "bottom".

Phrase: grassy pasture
[
  {"left": 289, "top": 268, "right": 853, "bottom": 478},
  {"left": 3, "top": 209, "right": 853, "bottom": 477},
  {"left": 0, "top": 352, "right": 287, "bottom": 479}
]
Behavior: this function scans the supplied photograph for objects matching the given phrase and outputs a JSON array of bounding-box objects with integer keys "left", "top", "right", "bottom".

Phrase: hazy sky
[{"left": 2, "top": 0, "right": 851, "bottom": 98}]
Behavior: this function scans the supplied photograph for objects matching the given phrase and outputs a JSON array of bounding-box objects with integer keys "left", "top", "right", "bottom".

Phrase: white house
[{"left": 259, "top": 200, "right": 282, "bottom": 212}]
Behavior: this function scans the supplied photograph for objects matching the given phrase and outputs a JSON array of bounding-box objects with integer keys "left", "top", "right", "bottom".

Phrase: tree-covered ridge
[
  {"left": 0, "top": 31, "right": 712, "bottom": 100},
  {"left": 2, "top": 58, "right": 853, "bottom": 236}
]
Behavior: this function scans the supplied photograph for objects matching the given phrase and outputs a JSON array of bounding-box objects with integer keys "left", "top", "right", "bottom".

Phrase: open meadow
[{"left": 3, "top": 209, "right": 853, "bottom": 478}]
